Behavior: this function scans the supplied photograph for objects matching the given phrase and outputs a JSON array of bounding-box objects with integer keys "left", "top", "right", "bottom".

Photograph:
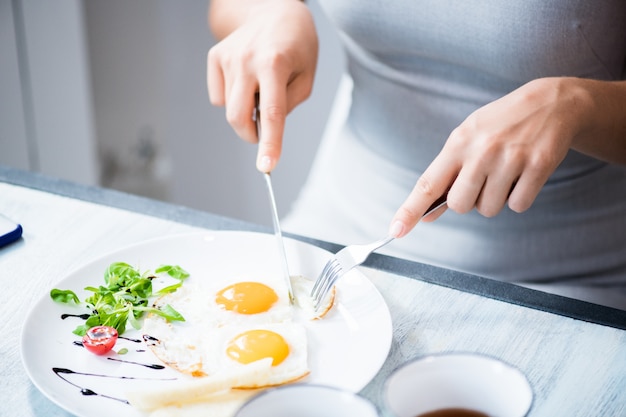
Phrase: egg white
[
  {"left": 142, "top": 284, "right": 208, "bottom": 376},
  {"left": 291, "top": 275, "right": 336, "bottom": 320}
]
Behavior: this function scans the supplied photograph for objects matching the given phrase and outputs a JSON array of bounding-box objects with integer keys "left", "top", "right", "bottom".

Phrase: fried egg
[
  {"left": 290, "top": 275, "right": 336, "bottom": 320},
  {"left": 208, "top": 275, "right": 293, "bottom": 326},
  {"left": 142, "top": 284, "right": 208, "bottom": 376},
  {"left": 142, "top": 274, "right": 335, "bottom": 384},
  {"left": 203, "top": 322, "right": 310, "bottom": 388},
  {"left": 143, "top": 312, "right": 309, "bottom": 385}
]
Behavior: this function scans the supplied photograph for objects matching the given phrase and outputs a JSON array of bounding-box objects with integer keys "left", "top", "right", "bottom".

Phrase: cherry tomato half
[{"left": 82, "top": 325, "right": 118, "bottom": 355}]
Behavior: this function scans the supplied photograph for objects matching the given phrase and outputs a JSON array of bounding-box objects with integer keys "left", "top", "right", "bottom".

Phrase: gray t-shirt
[{"left": 284, "top": 0, "right": 626, "bottom": 307}]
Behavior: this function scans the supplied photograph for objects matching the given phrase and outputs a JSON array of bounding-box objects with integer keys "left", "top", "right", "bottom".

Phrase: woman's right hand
[{"left": 207, "top": 0, "right": 318, "bottom": 173}]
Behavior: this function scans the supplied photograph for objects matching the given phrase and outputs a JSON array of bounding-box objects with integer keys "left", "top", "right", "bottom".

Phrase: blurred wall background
[
  {"left": 0, "top": 0, "right": 344, "bottom": 227},
  {"left": 0, "top": 0, "right": 99, "bottom": 184}
]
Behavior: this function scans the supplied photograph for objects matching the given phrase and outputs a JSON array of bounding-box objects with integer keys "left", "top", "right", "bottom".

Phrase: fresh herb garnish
[
  {"left": 50, "top": 288, "right": 80, "bottom": 304},
  {"left": 51, "top": 262, "right": 189, "bottom": 336}
]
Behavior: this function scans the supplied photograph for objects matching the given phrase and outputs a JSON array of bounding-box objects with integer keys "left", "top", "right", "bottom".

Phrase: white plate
[{"left": 21, "top": 231, "right": 392, "bottom": 417}]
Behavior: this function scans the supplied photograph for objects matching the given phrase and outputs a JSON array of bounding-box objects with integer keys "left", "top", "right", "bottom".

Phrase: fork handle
[
  {"left": 375, "top": 195, "right": 447, "bottom": 251},
  {"left": 365, "top": 236, "right": 395, "bottom": 254}
]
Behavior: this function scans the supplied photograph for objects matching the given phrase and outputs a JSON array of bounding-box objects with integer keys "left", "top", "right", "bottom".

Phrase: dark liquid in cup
[{"left": 415, "top": 409, "right": 490, "bottom": 417}]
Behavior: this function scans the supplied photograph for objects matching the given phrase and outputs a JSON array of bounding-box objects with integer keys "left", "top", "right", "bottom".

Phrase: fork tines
[{"left": 311, "top": 258, "right": 343, "bottom": 310}]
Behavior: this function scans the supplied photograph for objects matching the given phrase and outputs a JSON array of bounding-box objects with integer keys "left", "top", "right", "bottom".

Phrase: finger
[
  {"left": 225, "top": 79, "right": 259, "bottom": 144},
  {"left": 206, "top": 48, "right": 225, "bottom": 106},
  {"left": 285, "top": 72, "right": 314, "bottom": 113},
  {"left": 389, "top": 155, "right": 459, "bottom": 238},
  {"left": 475, "top": 159, "right": 523, "bottom": 217},
  {"left": 256, "top": 82, "right": 288, "bottom": 173},
  {"left": 475, "top": 176, "right": 517, "bottom": 217},
  {"left": 446, "top": 166, "right": 486, "bottom": 214},
  {"left": 507, "top": 159, "right": 551, "bottom": 213}
]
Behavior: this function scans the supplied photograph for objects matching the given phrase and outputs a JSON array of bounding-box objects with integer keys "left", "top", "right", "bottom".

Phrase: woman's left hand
[{"left": 389, "top": 76, "right": 615, "bottom": 238}]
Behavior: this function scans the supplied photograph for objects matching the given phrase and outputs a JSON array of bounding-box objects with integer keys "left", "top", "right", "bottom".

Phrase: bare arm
[
  {"left": 209, "top": 0, "right": 306, "bottom": 40},
  {"left": 570, "top": 78, "right": 626, "bottom": 165},
  {"left": 209, "top": 0, "right": 261, "bottom": 40}
]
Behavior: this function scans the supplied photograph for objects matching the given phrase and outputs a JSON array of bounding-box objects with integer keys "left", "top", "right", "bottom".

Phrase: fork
[{"left": 311, "top": 194, "right": 448, "bottom": 310}]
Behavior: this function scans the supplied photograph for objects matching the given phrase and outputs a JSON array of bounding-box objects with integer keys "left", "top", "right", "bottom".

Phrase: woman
[{"left": 207, "top": 0, "right": 626, "bottom": 308}]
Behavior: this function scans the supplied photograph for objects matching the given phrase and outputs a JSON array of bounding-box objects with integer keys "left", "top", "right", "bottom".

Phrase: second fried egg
[{"left": 203, "top": 322, "right": 310, "bottom": 387}]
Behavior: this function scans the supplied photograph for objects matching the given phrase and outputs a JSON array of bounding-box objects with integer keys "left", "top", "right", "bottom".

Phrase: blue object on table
[{"left": 0, "top": 214, "right": 23, "bottom": 248}]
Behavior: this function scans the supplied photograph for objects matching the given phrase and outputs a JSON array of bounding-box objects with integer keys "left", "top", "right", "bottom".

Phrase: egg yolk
[
  {"left": 215, "top": 282, "right": 278, "bottom": 314},
  {"left": 226, "top": 329, "right": 289, "bottom": 366}
]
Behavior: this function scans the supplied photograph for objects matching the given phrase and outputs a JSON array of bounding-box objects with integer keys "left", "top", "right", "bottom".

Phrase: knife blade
[{"left": 254, "top": 94, "right": 295, "bottom": 304}]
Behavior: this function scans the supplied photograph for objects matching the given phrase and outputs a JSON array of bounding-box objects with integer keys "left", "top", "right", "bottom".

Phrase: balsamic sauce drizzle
[
  {"left": 55, "top": 311, "right": 172, "bottom": 406},
  {"left": 107, "top": 357, "right": 165, "bottom": 369},
  {"left": 61, "top": 313, "right": 91, "bottom": 320},
  {"left": 119, "top": 335, "right": 142, "bottom": 343},
  {"left": 52, "top": 367, "right": 177, "bottom": 404},
  {"left": 52, "top": 368, "right": 130, "bottom": 404},
  {"left": 143, "top": 334, "right": 160, "bottom": 344}
]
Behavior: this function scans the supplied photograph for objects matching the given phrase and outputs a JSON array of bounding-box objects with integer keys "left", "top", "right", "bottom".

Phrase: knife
[{"left": 254, "top": 94, "right": 295, "bottom": 304}]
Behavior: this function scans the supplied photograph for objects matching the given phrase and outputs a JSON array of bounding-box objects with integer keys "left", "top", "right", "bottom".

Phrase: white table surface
[{"left": 1, "top": 168, "right": 625, "bottom": 417}]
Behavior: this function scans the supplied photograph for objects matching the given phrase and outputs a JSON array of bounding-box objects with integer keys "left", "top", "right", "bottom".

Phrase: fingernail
[
  {"left": 389, "top": 220, "right": 405, "bottom": 238},
  {"left": 258, "top": 155, "right": 272, "bottom": 173}
]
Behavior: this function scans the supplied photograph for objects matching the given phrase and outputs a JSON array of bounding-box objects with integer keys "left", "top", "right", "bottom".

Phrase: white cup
[
  {"left": 384, "top": 353, "right": 533, "bottom": 417},
  {"left": 234, "top": 383, "right": 379, "bottom": 417}
]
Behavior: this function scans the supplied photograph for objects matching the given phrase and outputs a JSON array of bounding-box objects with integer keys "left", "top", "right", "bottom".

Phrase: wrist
[
  {"left": 557, "top": 77, "right": 626, "bottom": 164},
  {"left": 560, "top": 77, "right": 595, "bottom": 147}
]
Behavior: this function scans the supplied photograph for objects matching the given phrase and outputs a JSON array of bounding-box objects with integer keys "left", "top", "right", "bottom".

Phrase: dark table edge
[{"left": 2, "top": 164, "right": 625, "bottom": 331}]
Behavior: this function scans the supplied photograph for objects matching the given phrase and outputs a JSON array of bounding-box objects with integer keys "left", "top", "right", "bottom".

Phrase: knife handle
[
  {"left": 423, "top": 193, "right": 448, "bottom": 218},
  {"left": 254, "top": 92, "right": 261, "bottom": 142}
]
